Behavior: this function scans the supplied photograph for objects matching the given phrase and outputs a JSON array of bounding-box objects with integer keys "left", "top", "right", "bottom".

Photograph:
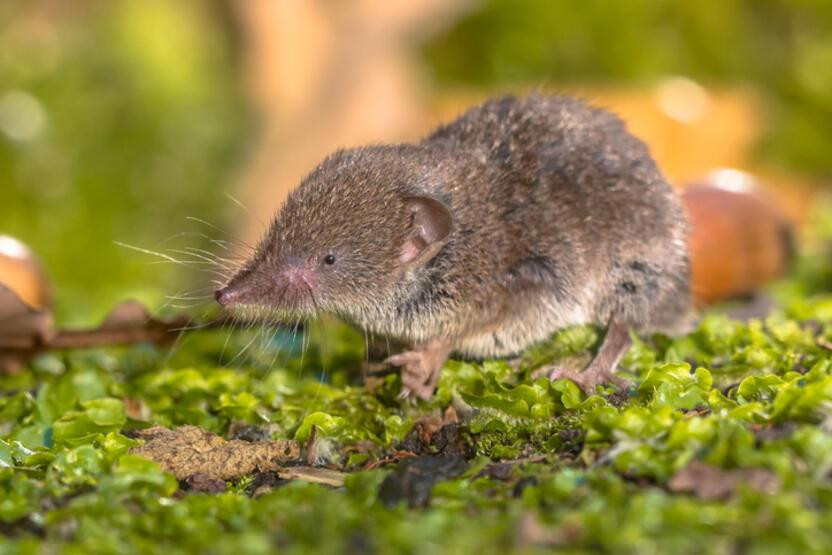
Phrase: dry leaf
[
  {"left": 378, "top": 456, "right": 467, "bottom": 508},
  {"left": 668, "top": 460, "right": 780, "bottom": 500}
]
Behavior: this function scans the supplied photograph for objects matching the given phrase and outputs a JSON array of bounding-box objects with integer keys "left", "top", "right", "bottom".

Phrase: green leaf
[
  {"left": 0, "top": 439, "right": 12, "bottom": 468},
  {"left": 294, "top": 412, "right": 347, "bottom": 442},
  {"left": 83, "top": 399, "right": 127, "bottom": 426}
]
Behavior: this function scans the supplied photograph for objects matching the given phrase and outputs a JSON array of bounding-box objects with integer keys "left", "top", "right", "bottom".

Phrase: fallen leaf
[
  {"left": 378, "top": 455, "right": 467, "bottom": 508},
  {"left": 668, "top": 460, "right": 780, "bottom": 500},
  {"left": 130, "top": 425, "right": 301, "bottom": 481}
]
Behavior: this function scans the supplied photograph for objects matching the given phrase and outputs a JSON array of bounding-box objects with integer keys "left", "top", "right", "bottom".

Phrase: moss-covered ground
[{"left": 3, "top": 215, "right": 832, "bottom": 554}]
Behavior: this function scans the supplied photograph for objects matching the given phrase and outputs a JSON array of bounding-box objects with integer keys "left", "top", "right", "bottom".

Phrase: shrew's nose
[{"left": 214, "top": 286, "right": 236, "bottom": 307}]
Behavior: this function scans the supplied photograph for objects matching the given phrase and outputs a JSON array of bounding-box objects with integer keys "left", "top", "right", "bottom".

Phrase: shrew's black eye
[{"left": 323, "top": 254, "right": 336, "bottom": 265}]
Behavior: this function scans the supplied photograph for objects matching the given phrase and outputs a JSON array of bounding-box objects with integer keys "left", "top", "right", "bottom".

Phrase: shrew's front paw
[
  {"left": 385, "top": 341, "right": 452, "bottom": 401},
  {"left": 385, "top": 351, "right": 442, "bottom": 401}
]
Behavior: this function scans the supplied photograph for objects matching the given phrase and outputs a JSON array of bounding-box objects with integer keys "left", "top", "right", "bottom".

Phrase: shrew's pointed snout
[
  {"left": 214, "top": 286, "right": 234, "bottom": 307},
  {"left": 215, "top": 283, "right": 252, "bottom": 307},
  {"left": 214, "top": 261, "right": 318, "bottom": 314},
  {"left": 214, "top": 268, "right": 260, "bottom": 308}
]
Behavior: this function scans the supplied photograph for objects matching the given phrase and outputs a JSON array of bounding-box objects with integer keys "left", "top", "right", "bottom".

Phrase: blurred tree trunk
[{"left": 231, "top": 0, "right": 471, "bottom": 246}]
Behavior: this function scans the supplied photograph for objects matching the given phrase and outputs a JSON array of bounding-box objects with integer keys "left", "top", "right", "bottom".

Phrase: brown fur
[{"left": 218, "top": 94, "right": 691, "bottom": 361}]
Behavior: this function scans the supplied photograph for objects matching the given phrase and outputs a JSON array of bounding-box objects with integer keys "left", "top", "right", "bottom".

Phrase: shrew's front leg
[{"left": 385, "top": 340, "right": 453, "bottom": 400}]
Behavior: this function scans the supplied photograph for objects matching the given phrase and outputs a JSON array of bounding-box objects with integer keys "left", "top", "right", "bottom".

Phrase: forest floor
[{"left": 3, "top": 214, "right": 832, "bottom": 554}]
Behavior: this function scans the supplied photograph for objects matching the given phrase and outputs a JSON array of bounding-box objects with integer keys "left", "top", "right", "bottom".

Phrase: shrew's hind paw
[
  {"left": 547, "top": 365, "right": 629, "bottom": 395},
  {"left": 544, "top": 318, "right": 632, "bottom": 395}
]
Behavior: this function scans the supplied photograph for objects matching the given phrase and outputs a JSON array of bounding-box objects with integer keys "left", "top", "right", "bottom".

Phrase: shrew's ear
[{"left": 399, "top": 196, "right": 453, "bottom": 266}]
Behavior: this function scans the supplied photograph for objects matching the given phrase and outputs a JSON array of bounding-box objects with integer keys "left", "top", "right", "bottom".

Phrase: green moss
[
  {"left": 3, "top": 285, "right": 832, "bottom": 552},
  {"left": 421, "top": 0, "right": 832, "bottom": 178},
  {"left": 4, "top": 208, "right": 832, "bottom": 554}
]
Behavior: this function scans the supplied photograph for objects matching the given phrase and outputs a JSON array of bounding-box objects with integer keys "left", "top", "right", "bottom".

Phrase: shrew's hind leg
[{"left": 546, "top": 319, "right": 631, "bottom": 394}]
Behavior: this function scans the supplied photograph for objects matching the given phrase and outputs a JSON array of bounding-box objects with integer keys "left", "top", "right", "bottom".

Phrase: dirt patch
[{"left": 130, "top": 425, "right": 300, "bottom": 481}]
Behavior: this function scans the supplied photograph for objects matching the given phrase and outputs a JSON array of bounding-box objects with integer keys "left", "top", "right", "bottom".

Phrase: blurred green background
[
  {"left": 1, "top": 0, "right": 831, "bottom": 323},
  {"left": 0, "top": 1, "right": 250, "bottom": 323},
  {"left": 425, "top": 0, "right": 832, "bottom": 176}
]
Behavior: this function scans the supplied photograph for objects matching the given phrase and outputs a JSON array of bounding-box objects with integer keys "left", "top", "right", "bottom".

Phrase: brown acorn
[
  {"left": 0, "top": 235, "right": 54, "bottom": 372},
  {"left": 682, "top": 170, "right": 793, "bottom": 306},
  {"left": 0, "top": 234, "right": 52, "bottom": 311}
]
